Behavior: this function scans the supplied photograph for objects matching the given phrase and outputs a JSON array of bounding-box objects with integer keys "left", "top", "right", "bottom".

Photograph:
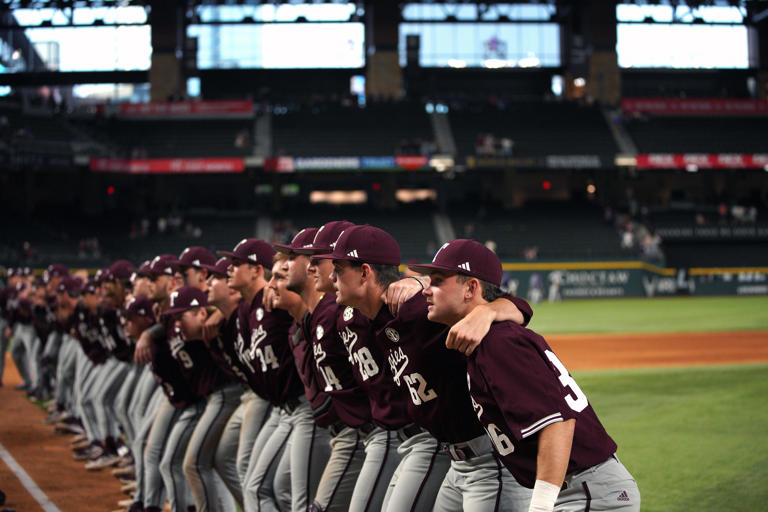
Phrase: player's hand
[
  {"left": 134, "top": 330, "right": 153, "bottom": 365},
  {"left": 383, "top": 277, "right": 425, "bottom": 316},
  {"left": 203, "top": 310, "right": 223, "bottom": 343},
  {"left": 446, "top": 303, "right": 496, "bottom": 356},
  {"left": 262, "top": 286, "right": 276, "bottom": 312}
]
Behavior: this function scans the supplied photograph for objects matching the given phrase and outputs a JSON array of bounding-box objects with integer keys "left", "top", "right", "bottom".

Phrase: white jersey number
[
  {"left": 255, "top": 345, "right": 279, "bottom": 372},
  {"left": 487, "top": 423, "right": 515, "bottom": 456},
  {"left": 351, "top": 348, "right": 379, "bottom": 381},
  {"left": 403, "top": 372, "right": 437, "bottom": 405},
  {"left": 545, "top": 350, "right": 588, "bottom": 412},
  {"left": 319, "top": 365, "right": 342, "bottom": 391}
]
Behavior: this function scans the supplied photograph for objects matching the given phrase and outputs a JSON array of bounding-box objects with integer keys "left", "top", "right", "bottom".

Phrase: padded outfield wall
[{"left": 493, "top": 262, "right": 768, "bottom": 299}]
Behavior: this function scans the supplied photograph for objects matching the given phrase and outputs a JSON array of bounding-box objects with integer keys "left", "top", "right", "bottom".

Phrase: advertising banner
[
  {"left": 622, "top": 98, "right": 768, "bottom": 116},
  {"left": 90, "top": 157, "right": 245, "bottom": 174},
  {"left": 118, "top": 100, "right": 254, "bottom": 118},
  {"left": 636, "top": 154, "right": 768, "bottom": 170}
]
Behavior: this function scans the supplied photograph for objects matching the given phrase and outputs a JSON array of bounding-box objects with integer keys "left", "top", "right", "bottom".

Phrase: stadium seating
[
  {"left": 449, "top": 101, "right": 618, "bottom": 158},
  {"left": 625, "top": 116, "right": 768, "bottom": 153},
  {"left": 271, "top": 102, "right": 434, "bottom": 156}
]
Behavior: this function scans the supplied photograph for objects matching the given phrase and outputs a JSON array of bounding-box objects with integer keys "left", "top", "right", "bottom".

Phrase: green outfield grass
[
  {"left": 527, "top": 296, "right": 768, "bottom": 335},
  {"left": 576, "top": 363, "right": 768, "bottom": 512}
]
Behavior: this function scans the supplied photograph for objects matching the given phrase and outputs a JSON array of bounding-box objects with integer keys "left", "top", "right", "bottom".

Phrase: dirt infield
[{"left": 1, "top": 330, "right": 768, "bottom": 511}]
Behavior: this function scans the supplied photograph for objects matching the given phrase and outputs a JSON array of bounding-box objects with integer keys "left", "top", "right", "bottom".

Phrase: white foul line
[{"left": 0, "top": 440, "right": 61, "bottom": 512}]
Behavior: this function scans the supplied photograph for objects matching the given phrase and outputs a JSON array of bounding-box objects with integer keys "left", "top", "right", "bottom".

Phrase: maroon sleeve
[{"left": 503, "top": 295, "right": 532, "bottom": 327}]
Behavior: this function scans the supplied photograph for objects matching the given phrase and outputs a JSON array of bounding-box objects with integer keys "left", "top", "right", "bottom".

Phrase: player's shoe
[
  {"left": 69, "top": 434, "right": 88, "bottom": 445},
  {"left": 112, "top": 466, "right": 135, "bottom": 478},
  {"left": 85, "top": 454, "right": 120, "bottom": 471},
  {"left": 73, "top": 445, "right": 102, "bottom": 461},
  {"left": 120, "top": 481, "right": 137, "bottom": 494}
]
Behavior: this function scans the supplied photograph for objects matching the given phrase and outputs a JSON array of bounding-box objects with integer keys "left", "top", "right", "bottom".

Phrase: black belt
[
  {"left": 329, "top": 421, "right": 376, "bottom": 437},
  {"left": 281, "top": 397, "right": 301, "bottom": 415},
  {"left": 396, "top": 423, "right": 425, "bottom": 443},
  {"left": 440, "top": 441, "right": 479, "bottom": 462},
  {"left": 358, "top": 422, "right": 376, "bottom": 435}
]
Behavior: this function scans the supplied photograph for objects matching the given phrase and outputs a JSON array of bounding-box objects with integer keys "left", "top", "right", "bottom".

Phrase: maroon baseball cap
[
  {"left": 43, "top": 264, "right": 70, "bottom": 283},
  {"left": 148, "top": 254, "right": 178, "bottom": 278},
  {"left": 133, "top": 260, "right": 152, "bottom": 279},
  {"left": 294, "top": 221, "right": 354, "bottom": 256},
  {"left": 409, "top": 239, "right": 502, "bottom": 286},
  {"left": 218, "top": 238, "right": 275, "bottom": 267},
  {"left": 314, "top": 225, "right": 401, "bottom": 266},
  {"left": 199, "top": 257, "right": 231, "bottom": 278},
  {"left": 172, "top": 246, "right": 217, "bottom": 269},
  {"left": 57, "top": 276, "right": 84, "bottom": 296},
  {"left": 272, "top": 227, "right": 318, "bottom": 254},
  {"left": 162, "top": 286, "right": 208, "bottom": 316},
  {"left": 83, "top": 277, "right": 99, "bottom": 295},
  {"left": 124, "top": 294, "right": 155, "bottom": 321},
  {"left": 106, "top": 260, "right": 136, "bottom": 282}
]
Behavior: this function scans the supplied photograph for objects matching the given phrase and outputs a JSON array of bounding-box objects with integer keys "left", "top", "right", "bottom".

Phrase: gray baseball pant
[
  {"left": 159, "top": 401, "right": 205, "bottom": 512},
  {"left": 78, "top": 357, "right": 108, "bottom": 442},
  {"left": 214, "top": 389, "right": 273, "bottom": 508},
  {"left": 92, "top": 357, "right": 127, "bottom": 441},
  {"left": 39, "top": 330, "right": 62, "bottom": 397},
  {"left": 244, "top": 398, "right": 332, "bottom": 512},
  {"left": 132, "top": 387, "right": 166, "bottom": 508},
  {"left": 432, "top": 435, "right": 532, "bottom": 512},
  {"left": 183, "top": 382, "right": 242, "bottom": 512},
  {"left": 382, "top": 430, "right": 451, "bottom": 512},
  {"left": 144, "top": 398, "right": 183, "bottom": 509},
  {"left": 114, "top": 362, "right": 142, "bottom": 443},
  {"left": 555, "top": 454, "right": 640, "bottom": 511},
  {"left": 312, "top": 425, "right": 365, "bottom": 512},
  {"left": 348, "top": 428, "right": 401, "bottom": 512},
  {"left": 10, "top": 323, "right": 34, "bottom": 389},
  {"left": 128, "top": 365, "right": 160, "bottom": 433},
  {"left": 53, "top": 334, "right": 78, "bottom": 408}
]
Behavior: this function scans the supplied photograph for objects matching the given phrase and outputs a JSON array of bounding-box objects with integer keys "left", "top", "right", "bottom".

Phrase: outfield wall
[{"left": 499, "top": 262, "right": 768, "bottom": 299}]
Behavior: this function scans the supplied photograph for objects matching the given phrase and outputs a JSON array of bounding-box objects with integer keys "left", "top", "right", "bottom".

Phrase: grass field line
[
  {"left": 547, "top": 329, "right": 768, "bottom": 339},
  {"left": 0, "top": 440, "right": 61, "bottom": 512}
]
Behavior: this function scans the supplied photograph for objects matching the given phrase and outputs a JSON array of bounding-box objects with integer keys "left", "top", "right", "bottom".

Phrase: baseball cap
[
  {"left": 57, "top": 276, "right": 84, "bottom": 296},
  {"left": 21, "top": 267, "right": 32, "bottom": 277},
  {"left": 124, "top": 294, "right": 155, "bottom": 321},
  {"left": 314, "top": 225, "right": 401, "bottom": 266},
  {"left": 409, "top": 239, "right": 502, "bottom": 287},
  {"left": 148, "top": 254, "right": 178, "bottom": 278},
  {"left": 199, "top": 257, "right": 231, "bottom": 278},
  {"left": 294, "top": 221, "right": 354, "bottom": 256},
  {"left": 272, "top": 227, "right": 318, "bottom": 254},
  {"left": 133, "top": 260, "right": 152, "bottom": 280},
  {"left": 162, "top": 286, "right": 208, "bottom": 316},
  {"left": 43, "top": 264, "right": 69, "bottom": 283},
  {"left": 218, "top": 238, "right": 275, "bottom": 267},
  {"left": 106, "top": 260, "right": 136, "bottom": 282},
  {"left": 83, "top": 277, "right": 99, "bottom": 295},
  {"left": 172, "top": 246, "right": 217, "bottom": 270}
]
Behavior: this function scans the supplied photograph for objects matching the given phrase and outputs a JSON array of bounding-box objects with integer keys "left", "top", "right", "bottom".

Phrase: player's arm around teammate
[{"left": 417, "top": 239, "right": 641, "bottom": 512}]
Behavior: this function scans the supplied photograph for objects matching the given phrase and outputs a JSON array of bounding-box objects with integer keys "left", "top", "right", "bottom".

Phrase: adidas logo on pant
[{"left": 617, "top": 490, "right": 630, "bottom": 502}]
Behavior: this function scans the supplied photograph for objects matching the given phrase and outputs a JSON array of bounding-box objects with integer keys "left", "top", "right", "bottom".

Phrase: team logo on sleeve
[
  {"left": 384, "top": 327, "right": 400, "bottom": 343},
  {"left": 256, "top": 308, "right": 264, "bottom": 321},
  {"left": 343, "top": 306, "right": 354, "bottom": 322},
  {"left": 316, "top": 325, "right": 324, "bottom": 340}
]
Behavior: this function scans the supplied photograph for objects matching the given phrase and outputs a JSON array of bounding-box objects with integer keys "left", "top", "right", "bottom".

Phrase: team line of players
[{"left": 0, "top": 220, "right": 640, "bottom": 512}]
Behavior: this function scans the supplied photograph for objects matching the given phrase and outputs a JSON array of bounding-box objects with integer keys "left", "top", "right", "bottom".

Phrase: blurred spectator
[
  {"left": 523, "top": 245, "right": 538, "bottom": 261},
  {"left": 548, "top": 270, "right": 563, "bottom": 303}
]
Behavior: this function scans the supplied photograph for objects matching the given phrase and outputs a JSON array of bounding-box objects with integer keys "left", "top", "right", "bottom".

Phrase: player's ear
[
  {"left": 465, "top": 278, "right": 480, "bottom": 300},
  {"left": 359, "top": 263, "right": 372, "bottom": 282}
]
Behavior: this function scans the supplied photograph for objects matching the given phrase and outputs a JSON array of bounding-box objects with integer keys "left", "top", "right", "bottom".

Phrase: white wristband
[{"left": 528, "top": 479, "right": 561, "bottom": 512}]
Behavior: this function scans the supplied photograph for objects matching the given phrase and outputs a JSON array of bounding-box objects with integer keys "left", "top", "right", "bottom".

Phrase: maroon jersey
[
  {"left": 0, "top": 286, "right": 12, "bottom": 321},
  {"left": 209, "top": 312, "right": 251, "bottom": 385},
  {"left": 235, "top": 289, "right": 304, "bottom": 407},
  {"left": 307, "top": 294, "right": 371, "bottom": 427},
  {"left": 372, "top": 295, "right": 485, "bottom": 443},
  {"left": 99, "top": 307, "right": 134, "bottom": 363},
  {"left": 468, "top": 321, "right": 617, "bottom": 488},
  {"left": 151, "top": 318, "right": 197, "bottom": 408},
  {"left": 336, "top": 304, "right": 410, "bottom": 430},
  {"left": 72, "top": 304, "right": 109, "bottom": 365}
]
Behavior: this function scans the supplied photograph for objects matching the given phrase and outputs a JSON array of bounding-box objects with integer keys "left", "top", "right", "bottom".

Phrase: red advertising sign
[
  {"left": 118, "top": 100, "right": 254, "bottom": 118},
  {"left": 622, "top": 98, "right": 768, "bottom": 116},
  {"left": 636, "top": 154, "right": 768, "bottom": 170},
  {"left": 394, "top": 155, "right": 429, "bottom": 170},
  {"left": 90, "top": 158, "right": 245, "bottom": 174}
]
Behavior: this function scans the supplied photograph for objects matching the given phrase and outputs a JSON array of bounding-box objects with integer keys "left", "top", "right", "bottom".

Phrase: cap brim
[
  {"left": 407, "top": 263, "right": 459, "bottom": 276},
  {"left": 216, "top": 250, "right": 237, "bottom": 258},
  {"left": 199, "top": 263, "right": 226, "bottom": 276},
  {"left": 161, "top": 307, "right": 187, "bottom": 317},
  {"left": 293, "top": 246, "right": 329, "bottom": 256},
  {"left": 313, "top": 251, "right": 346, "bottom": 261},
  {"left": 271, "top": 243, "right": 295, "bottom": 254}
]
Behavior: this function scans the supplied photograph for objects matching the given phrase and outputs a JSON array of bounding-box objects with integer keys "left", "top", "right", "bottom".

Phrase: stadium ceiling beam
[{"left": 0, "top": 70, "right": 147, "bottom": 86}]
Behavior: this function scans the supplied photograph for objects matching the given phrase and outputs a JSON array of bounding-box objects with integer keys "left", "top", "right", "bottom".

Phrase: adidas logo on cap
[
  {"left": 617, "top": 491, "right": 630, "bottom": 502},
  {"left": 347, "top": 249, "right": 359, "bottom": 258},
  {"left": 458, "top": 262, "right": 471, "bottom": 272}
]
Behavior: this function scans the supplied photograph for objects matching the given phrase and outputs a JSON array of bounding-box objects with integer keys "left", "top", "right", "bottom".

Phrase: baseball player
[
  {"left": 168, "top": 246, "right": 241, "bottom": 512},
  {"left": 0, "top": 268, "right": 21, "bottom": 386},
  {"left": 275, "top": 227, "right": 377, "bottom": 512},
  {"left": 414, "top": 239, "right": 641, "bottom": 512},
  {"left": 318, "top": 225, "right": 533, "bottom": 512},
  {"left": 300, "top": 221, "right": 406, "bottom": 512}
]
